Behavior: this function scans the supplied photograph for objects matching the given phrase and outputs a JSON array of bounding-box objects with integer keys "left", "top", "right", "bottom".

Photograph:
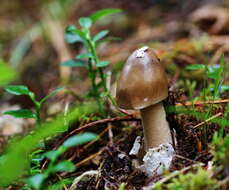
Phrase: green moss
[
  {"left": 212, "top": 134, "right": 229, "bottom": 169},
  {"left": 167, "top": 168, "right": 217, "bottom": 190}
]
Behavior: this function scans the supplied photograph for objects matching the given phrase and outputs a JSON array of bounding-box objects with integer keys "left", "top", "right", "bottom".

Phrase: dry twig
[
  {"left": 175, "top": 99, "right": 229, "bottom": 107},
  {"left": 193, "top": 112, "right": 222, "bottom": 129}
]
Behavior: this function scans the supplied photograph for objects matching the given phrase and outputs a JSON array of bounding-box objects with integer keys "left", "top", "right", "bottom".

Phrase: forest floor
[{"left": 0, "top": 0, "right": 229, "bottom": 190}]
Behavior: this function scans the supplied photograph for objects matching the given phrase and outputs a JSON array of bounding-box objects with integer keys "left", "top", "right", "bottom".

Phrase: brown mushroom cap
[{"left": 116, "top": 47, "right": 168, "bottom": 109}]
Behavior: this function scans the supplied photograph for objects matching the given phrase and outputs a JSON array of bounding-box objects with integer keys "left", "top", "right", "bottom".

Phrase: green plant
[
  {"left": 0, "top": 102, "right": 98, "bottom": 187},
  {"left": 63, "top": 8, "right": 121, "bottom": 113},
  {"left": 4, "top": 85, "right": 64, "bottom": 126},
  {"left": 27, "top": 132, "right": 97, "bottom": 190},
  {"left": 29, "top": 149, "right": 45, "bottom": 176},
  {"left": 185, "top": 55, "right": 228, "bottom": 100},
  {"left": 47, "top": 178, "right": 72, "bottom": 190},
  {"left": 180, "top": 79, "right": 197, "bottom": 99},
  {"left": 211, "top": 133, "right": 229, "bottom": 169},
  {"left": 185, "top": 56, "right": 228, "bottom": 145},
  {"left": 0, "top": 59, "right": 16, "bottom": 87},
  {"left": 118, "top": 183, "right": 126, "bottom": 190},
  {"left": 163, "top": 168, "right": 216, "bottom": 190},
  {"left": 167, "top": 105, "right": 229, "bottom": 131}
]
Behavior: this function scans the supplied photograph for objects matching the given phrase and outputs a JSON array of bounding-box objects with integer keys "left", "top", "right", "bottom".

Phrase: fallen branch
[{"left": 175, "top": 99, "right": 229, "bottom": 107}]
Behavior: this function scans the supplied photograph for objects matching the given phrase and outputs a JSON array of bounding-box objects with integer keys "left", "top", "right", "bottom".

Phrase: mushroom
[
  {"left": 116, "top": 46, "right": 174, "bottom": 175},
  {"left": 116, "top": 47, "right": 174, "bottom": 176}
]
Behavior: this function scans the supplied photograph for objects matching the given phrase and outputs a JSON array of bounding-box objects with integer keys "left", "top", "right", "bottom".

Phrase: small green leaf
[
  {"left": 93, "top": 30, "right": 109, "bottom": 42},
  {"left": 65, "top": 25, "right": 77, "bottom": 32},
  {"left": 185, "top": 64, "right": 206, "bottom": 70},
  {"left": 79, "top": 17, "right": 92, "bottom": 28},
  {"left": 65, "top": 25, "right": 84, "bottom": 44},
  {"left": 63, "top": 133, "right": 97, "bottom": 148},
  {"left": 90, "top": 8, "right": 122, "bottom": 23},
  {"left": 65, "top": 25, "right": 85, "bottom": 42},
  {"left": 220, "top": 85, "right": 229, "bottom": 92},
  {"left": 76, "top": 53, "right": 93, "bottom": 59},
  {"left": 43, "top": 150, "right": 60, "bottom": 162},
  {"left": 65, "top": 33, "right": 82, "bottom": 44},
  {"left": 27, "top": 174, "right": 46, "bottom": 189},
  {"left": 52, "top": 160, "right": 75, "bottom": 172},
  {"left": 0, "top": 60, "right": 16, "bottom": 86},
  {"left": 62, "top": 59, "right": 86, "bottom": 67},
  {"left": 100, "top": 91, "right": 109, "bottom": 97},
  {"left": 4, "top": 109, "right": 36, "bottom": 118},
  {"left": 207, "top": 64, "right": 221, "bottom": 79},
  {"left": 40, "top": 87, "right": 65, "bottom": 104},
  {"left": 5, "top": 85, "right": 31, "bottom": 96},
  {"left": 47, "top": 179, "right": 72, "bottom": 190},
  {"left": 96, "top": 61, "right": 109, "bottom": 68}
]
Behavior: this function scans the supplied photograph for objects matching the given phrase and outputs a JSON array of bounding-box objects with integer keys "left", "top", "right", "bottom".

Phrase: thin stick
[
  {"left": 108, "top": 124, "right": 114, "bottom": 145},
  {"left": 118, "top": 108, "right": 133, "bottom": 116},
  {"left": 75, "top": 149, "right": 104, "bottom": 168},
  {"left": 175, "top": 99, "right": 229, "bottom": 107},
  {"left": 174, "top": 154, "right": 197, "bottom": 163},
  {"left": 69, "top": 116, "right": 140, "bottom": 136},
  {"left": 60, "top": 150, "right": 103, "bottom": 178},
  {"left": 193, "top": 112, "right": 222, "bottom": 129}
]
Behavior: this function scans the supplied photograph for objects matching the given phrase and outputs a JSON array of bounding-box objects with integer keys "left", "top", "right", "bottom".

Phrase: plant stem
[
  {"left": 87, "top": 40, "right": 107, "bottom": 91},
  {"left": 30, "top": 93, "right": 42, "bottom": 126},
  {"left": 88, "top": 58, "right": 104, "bottom": 114},
  {"left": 87, "top": 40, "right": 116, "bottom": 107},
  {"left": 35, "top": 102, "right": 41, "bottom": 126}
]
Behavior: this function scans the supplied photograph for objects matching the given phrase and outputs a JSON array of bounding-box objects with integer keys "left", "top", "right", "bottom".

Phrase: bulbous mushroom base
[{"left": 140, "top": 143, "right": 175, "bottom": 176}]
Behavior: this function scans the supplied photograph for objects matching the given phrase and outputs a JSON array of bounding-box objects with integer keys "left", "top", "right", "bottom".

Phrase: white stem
[{"left": 140, "top": 102, "right": 172, "bottom": 151}]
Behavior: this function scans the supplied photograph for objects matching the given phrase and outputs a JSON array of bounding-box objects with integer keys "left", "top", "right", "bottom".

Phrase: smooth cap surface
[{"left": 116, "top": 46, "right": 168, "bottom": 109}]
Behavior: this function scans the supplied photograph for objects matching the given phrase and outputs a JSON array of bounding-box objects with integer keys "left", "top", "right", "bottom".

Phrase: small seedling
[
  {"left": 185, "top": 56, "right": 228, "bottom": 144},
  {"left": 4, "top": 85, "right": 64, "bottom": 126},
  {"left": 29, "top": 149, "right": 44, "bottom": 176},
  {"left": 27, "top": 132, "right": 97, "bottom": 190},
  {"left": 63, "top": 8, "right": 121, "bottom": 113},
  {"left": 211, "top": 133, "right": 229, "bottom": 170},
  {"left": 185, "top": 55, "right": 229, "bottom": 100},
  {"left": 180, "top": 79, "right": 197, "bottom": 99}
]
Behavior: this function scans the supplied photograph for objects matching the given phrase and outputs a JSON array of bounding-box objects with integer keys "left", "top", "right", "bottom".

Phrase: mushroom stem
[{"left": 140, "top": 102, "right": 172, "bottom": 151}]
